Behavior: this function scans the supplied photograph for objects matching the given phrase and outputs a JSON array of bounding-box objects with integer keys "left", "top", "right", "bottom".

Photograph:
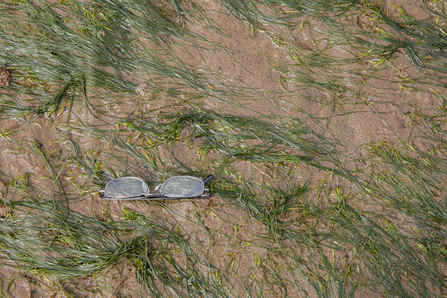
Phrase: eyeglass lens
[
  {"left": 159, "top": 176, "right": 204, "bottom": 198},
  {"left": 104, "top": 177, "right": 149, "bottom": 199}
]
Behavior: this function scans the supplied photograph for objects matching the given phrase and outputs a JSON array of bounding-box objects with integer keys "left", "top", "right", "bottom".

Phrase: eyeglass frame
[{"left": 99, "top": 174, "right": 213, "bottom": 200}]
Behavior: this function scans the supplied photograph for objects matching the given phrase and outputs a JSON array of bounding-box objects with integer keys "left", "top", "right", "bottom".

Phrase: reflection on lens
[
  {"left": 105, "top": 177, "right": 149, "bottom": 199},
  {"left": 160, "top": 176, "right": 204, "bottom": 198}
]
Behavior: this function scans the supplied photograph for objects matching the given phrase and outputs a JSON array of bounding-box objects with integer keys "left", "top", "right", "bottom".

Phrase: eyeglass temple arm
[
  {"left": 99, "top": 191, "right": 166, "bottom": 200},
  {"left": 203, "top": 175, "right": 213, "bottom": 185},
  {"left": 100, "top": 190, "right": 211, "bottom": 200}
]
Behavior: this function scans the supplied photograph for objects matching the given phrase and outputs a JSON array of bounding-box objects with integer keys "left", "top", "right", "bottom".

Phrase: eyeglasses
[{"left": 99, "top": 175, "right": 213, "bottom": 200}]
